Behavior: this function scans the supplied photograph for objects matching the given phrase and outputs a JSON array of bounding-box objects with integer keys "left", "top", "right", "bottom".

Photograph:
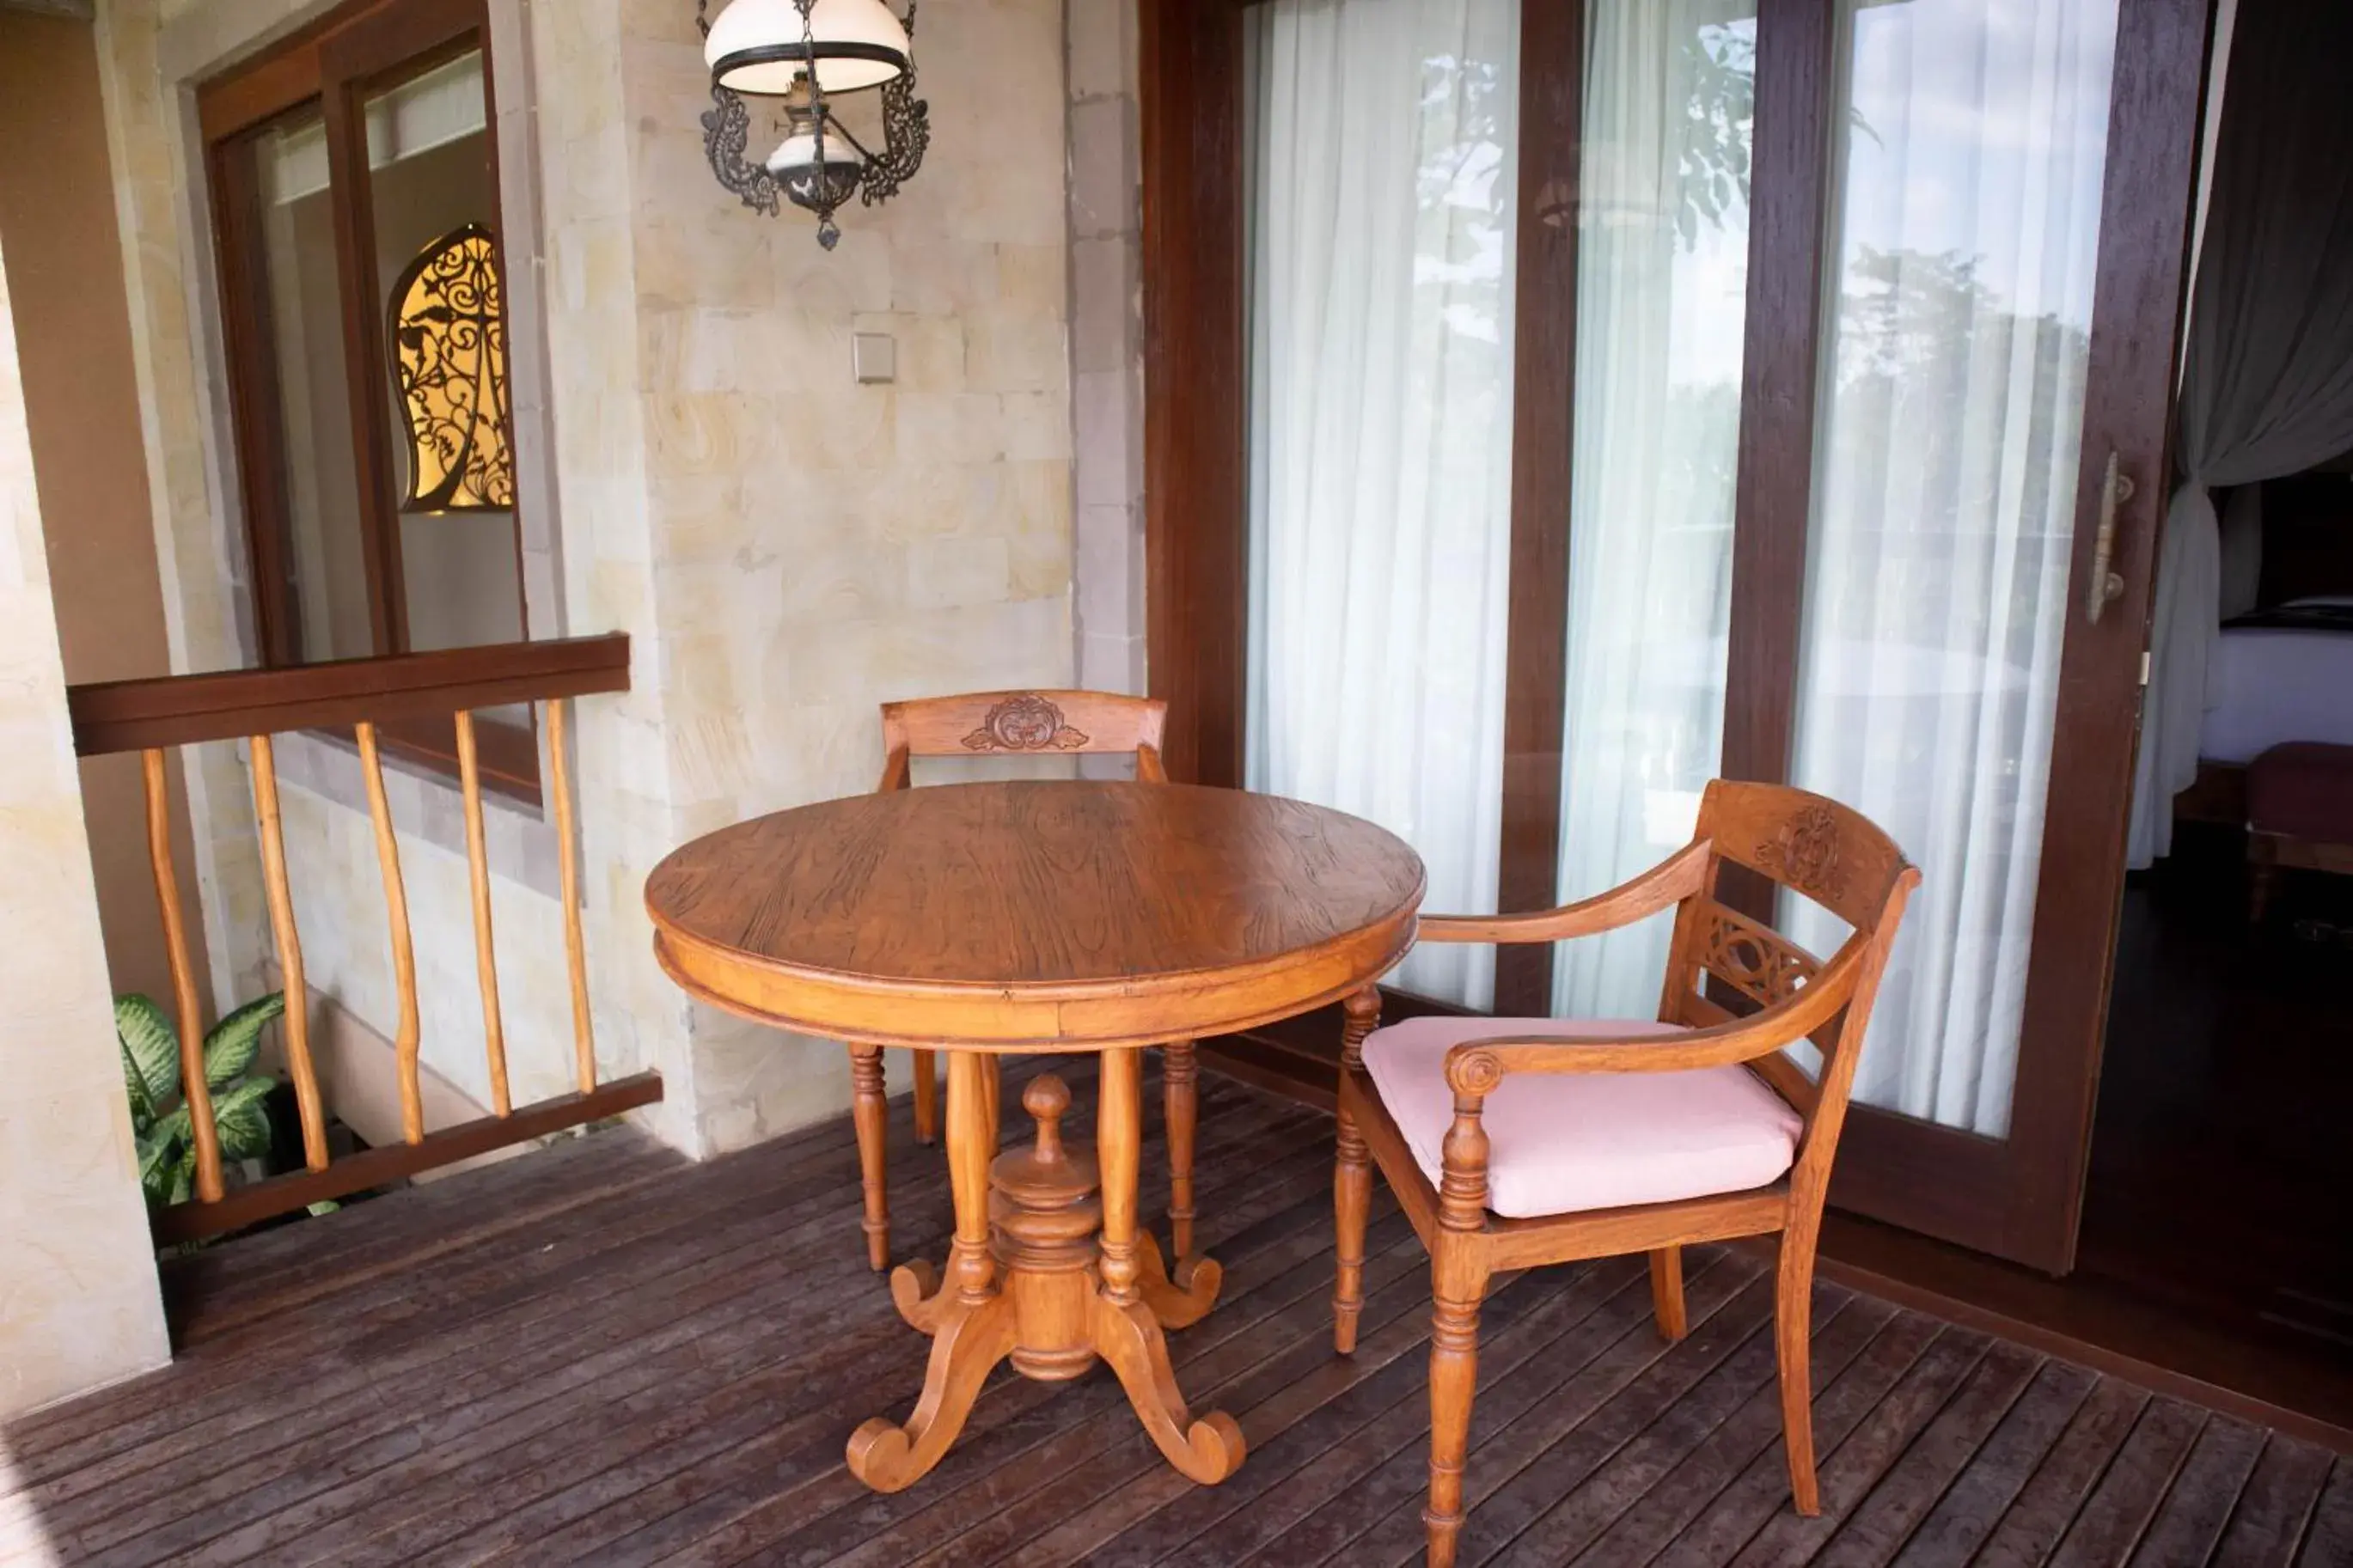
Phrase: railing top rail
[{"left": 68, "top": 634, "right": 631, "bottom": 756}]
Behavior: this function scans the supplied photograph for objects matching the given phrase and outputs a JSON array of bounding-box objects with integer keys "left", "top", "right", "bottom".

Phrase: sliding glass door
[
  {"left": 1775, "top": 0, "right": 2206, "bottom": 1269},
  {"left": 1168, "top": 0, "right": 2208, "bottom": 1269}
]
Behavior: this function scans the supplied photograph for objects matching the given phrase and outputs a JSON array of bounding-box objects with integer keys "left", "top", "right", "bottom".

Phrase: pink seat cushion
[{"left": 1360, "top": 1016, "right": 1806, "bottom": 1220}]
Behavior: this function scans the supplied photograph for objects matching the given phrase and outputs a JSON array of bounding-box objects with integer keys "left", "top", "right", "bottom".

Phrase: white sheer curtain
[
  {"left": 2124, "top": 0, "right": 2353, "bottom": 869},
  {"left": 1246, "top": 0, "right": 1520, "bottom": 1008},
  {"left": 1785, "top": 0, "right": 2118, "bottom": 1137},
  {"left": 1552, "top": 0, "right": 1755, "bottom": 1020}
]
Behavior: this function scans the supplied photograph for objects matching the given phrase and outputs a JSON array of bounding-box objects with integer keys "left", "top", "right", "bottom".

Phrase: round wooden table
[{"left": 644, "top": 779, "right": 1425, "bottom": 1492}]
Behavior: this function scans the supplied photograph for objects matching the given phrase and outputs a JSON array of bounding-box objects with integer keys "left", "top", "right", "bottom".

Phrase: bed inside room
[{"left": 2167, "top": 463, "right": 2353, "bottom": 914}]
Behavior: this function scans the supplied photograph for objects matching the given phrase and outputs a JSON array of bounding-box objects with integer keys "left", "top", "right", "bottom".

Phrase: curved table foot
[
  {"left": 1091, "top": 1295, "right": 1245, "bottom": 1485},
  {"left": 1137, "top": 1231, "right": 1223, "bottom": 1331},
  {"left": 890, "top": 1257, "right": 950, "bottom": 1332},
  {"left": 846, "top": 1291, "right": 1016, "bottom": 1493}
]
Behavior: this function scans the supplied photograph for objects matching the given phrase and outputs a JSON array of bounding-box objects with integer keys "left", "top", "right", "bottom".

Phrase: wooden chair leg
[
  {"left": 1333, "top": 1101, "right": 1372, "bottom": 1356},
  {"left": 1163, "top": 1040, "right": 1199, "bottom": 1265},
  {"left": 1334, "top": 985, "right": 1380, "bottom": 1355},
  {"left": 1424, "top": 1271, "right": 1482, "bottom": 1568},
  {"left": 2248, "top": 841, "right": 2279, "bottom": 925},
  {"left": 913, "top": 1048, "right": 939, "bottom": 1145},
  {"left": 1776, "top": 1226, "right": 1820, "bottom": 1515},
  {"left": 848, "top": 1043, "right": 890, "bottom": 1270},
  {"left": 1649, "top": 1245, "right": 1687, "bottom": 1341}
]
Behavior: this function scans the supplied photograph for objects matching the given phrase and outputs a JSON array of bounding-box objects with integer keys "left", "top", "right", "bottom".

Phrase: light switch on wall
[{"left": 853, "top": 332, "right": 896, "bottom": 384}]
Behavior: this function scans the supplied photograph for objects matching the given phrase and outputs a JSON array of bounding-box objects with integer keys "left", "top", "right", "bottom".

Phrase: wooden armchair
[
  {"left": 846, "top": 689, "right": 1190, "bottom": 1270},
  {"left": 1332, "top": 780, "right": 1918, "bottom": 1566}
]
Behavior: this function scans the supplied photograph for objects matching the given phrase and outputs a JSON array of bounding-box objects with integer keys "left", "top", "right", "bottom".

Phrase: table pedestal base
[{"left": 846, "top": 1065, "right": 1244, "bottom": 1494}]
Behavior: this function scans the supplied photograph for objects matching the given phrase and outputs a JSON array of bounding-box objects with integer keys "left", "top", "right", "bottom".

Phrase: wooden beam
[
  {"left": 68, "top": 633, "right": 630, "bottom": 755},
  {"left": 150, "top": 1072, "right": 664, "bottom": 1246}
]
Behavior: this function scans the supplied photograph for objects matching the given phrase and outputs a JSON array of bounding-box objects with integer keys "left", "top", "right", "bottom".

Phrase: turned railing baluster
[
  {"left": 453, "top": 710, "right": 511, "bottom": 1116},
  {"left": 249, "top": 733, "right": 329, "bottom": 1170},
  {"left": 356, "top": 722, "right": 425, "bottom": 1144}
]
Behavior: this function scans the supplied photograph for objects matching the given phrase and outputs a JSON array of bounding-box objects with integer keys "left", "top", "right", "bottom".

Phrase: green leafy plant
[{"left": 117, "top": 991, "right": 284, "bottom": 1207}]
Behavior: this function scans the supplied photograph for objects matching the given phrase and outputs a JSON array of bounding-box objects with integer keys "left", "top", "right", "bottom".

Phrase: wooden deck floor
[{"left": 6, "top": 1059, "right": 2350, "bottom": 1566}]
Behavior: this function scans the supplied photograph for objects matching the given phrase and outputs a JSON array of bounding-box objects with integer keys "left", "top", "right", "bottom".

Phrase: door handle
[{"left": 2086, "top": 451, "right": 2135, "bottom": 624}]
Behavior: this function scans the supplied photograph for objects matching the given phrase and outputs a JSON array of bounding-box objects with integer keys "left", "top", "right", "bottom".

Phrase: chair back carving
[
  {"left": 1663, "top": 780, "right": 1917, "bottom": 1194},
  {"left": 877, "top": 690, "right": 1169, "bottom": 790}
]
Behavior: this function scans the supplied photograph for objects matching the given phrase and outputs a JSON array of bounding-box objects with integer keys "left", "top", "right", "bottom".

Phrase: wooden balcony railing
[{"left": 68, "top": 635, "right": 660, "bottom": 1245}]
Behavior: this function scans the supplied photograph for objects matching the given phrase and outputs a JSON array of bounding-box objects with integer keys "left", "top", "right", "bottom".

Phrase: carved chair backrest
[
  {"left": 1659, "top": 780, "right": 1919, "bottom": 1199},
  {"left": 877, "top": 690, "right": 1170, "bottom": 790}
]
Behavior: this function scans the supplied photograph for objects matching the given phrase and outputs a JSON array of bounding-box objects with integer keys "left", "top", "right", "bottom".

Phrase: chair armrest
[
  {"left": 1417, "top": 839, "right": 1712, "bottom": 945},
  {"left": 1438, "top": 934, "right": 1865, "bottom": 1096}
]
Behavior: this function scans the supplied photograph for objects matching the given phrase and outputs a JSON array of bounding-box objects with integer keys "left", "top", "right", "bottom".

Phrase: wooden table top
[{"left": 645, "top": 780, "right": 1426, "bottom": 1050}]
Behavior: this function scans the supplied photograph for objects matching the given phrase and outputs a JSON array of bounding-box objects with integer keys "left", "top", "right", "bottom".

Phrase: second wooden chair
[
  {"left": 847, "top": 689, "right": 1209, "bottom": 1272},
  {"left": 1333, "top": 780, "right": 1918, "bottom": 1565}
]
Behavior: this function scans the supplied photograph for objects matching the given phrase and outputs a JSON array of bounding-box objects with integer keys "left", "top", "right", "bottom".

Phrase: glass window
[{"left": 1244, "top": 0, "right": 1521, "bottom": 1008}]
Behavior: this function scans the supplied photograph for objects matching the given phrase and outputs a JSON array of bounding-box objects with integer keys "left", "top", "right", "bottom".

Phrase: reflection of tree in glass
[
  {"left": 1822, "top": 244, "right": 2091, "bottom": 667},
  {"left": 1415, "top": 52, "right": 1510, "bottom": 253},
  {"left": 1676, "top": 23, "right": 1755, "bottom": 249}
]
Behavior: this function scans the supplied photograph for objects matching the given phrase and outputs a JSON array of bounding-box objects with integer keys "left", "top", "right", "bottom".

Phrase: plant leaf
[
  {"left": 150, "top": 1101, "right": 192, "bottom": 1152},
  {"left": 205, "top": 992, "right": 284, "bottom": 1089},
  {"left": 211, "top": 1077, "right": 278, "bottom": 1163},
  {"left": 116, "top": 993, "right": 182, "bottom": 1110},
  {"left": 120, "top": 1040, "right": 156, "bottom": 1133},
  {"left": 137, "top": 1124, "right": 180, "bottom": 1206}
]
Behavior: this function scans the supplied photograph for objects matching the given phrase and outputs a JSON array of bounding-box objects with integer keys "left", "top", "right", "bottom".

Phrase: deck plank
[
  {"left": 2209, "top": 1437, "right": 2334, "bottom": 1566},
  {"left": 1802, "top": 1339, "right": 2044, "bottom": 1565},
  {"left": 2046, "top": 1398, "right": 2209, "bottom": 1565},
  {"left": 2, "top": 1059, "right": 2341, "bottom": 1568},
  {"left": 2130, "top": 1414, "right": 2270, "bottom": 1565},
  {"left": 1967, "top": 1378, "right": 2152, "bottom": 1568},
  {"left": 1888, "top": 1358, "right": 2099, "bottom": 1566},
  {"left": 1484, "top": 1294, "right": 1888, "bottom": 1566},
  {"left": 2293, "top": 1458, "right": 2353, "bottom": 1565}
]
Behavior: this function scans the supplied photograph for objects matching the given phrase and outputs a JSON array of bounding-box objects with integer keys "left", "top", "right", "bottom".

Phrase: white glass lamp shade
[
  {"left": 766, "top": 124, "right": 860, "bottom": 176},
  {"left": 704, "top": 0, "right": 910, "bottom": 96},
  {"left": 767, "top": 116, "right": 864, "bottom": 214}
]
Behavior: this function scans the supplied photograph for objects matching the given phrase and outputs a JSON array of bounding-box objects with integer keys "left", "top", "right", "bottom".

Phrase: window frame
[{"left": 199, "top": 0, "right": 539, "bottom": 800}]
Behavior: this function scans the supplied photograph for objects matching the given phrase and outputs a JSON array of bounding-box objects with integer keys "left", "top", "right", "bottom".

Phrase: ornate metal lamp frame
[{"left": 695, "top": 0, "right": 931, "bottom": 249}]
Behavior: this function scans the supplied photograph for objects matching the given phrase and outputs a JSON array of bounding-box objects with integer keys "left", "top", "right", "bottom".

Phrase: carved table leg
[
  {"left": 1091, "top": 1046, "right": 1244, "bottom": 1485},
  {"left": 1136, "top": 1230, "right": 1220, "bottom": 1330},
  {"left": 1163, "top": 1040, "right": 1200, "bottom": 1269},
  {"left": 912, "top": 1047, "right": 938, "bottom": 1144},
  {"left": 847, "top": 1051, "right": 1011, "bottom": 1491},
  {"left": 848, "top": 1042, "right": 890, "bottom": 1271}
]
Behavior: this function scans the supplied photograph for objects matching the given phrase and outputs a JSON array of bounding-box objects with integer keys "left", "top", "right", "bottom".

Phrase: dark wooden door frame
[{"left": 1139, "top": 0, "right": 1249, "bottom": 792}]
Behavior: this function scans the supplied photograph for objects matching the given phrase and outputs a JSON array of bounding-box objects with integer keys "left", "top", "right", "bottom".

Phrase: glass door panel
[
  {"left": 1244, "top": 0, "right": 1521, "bottom": 1008},
  {"left": 238, "top": 107, "right": 377, "bottom": 663},
  {"left": 1552, "top": 0, "right": 1757, "bottom": 1019},
  {"left": 1785, "top": 0, "right": 2122, "bottom": 1139},
  {"left": 361, "top": 48, "right": 525, "bottom": 656}
]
